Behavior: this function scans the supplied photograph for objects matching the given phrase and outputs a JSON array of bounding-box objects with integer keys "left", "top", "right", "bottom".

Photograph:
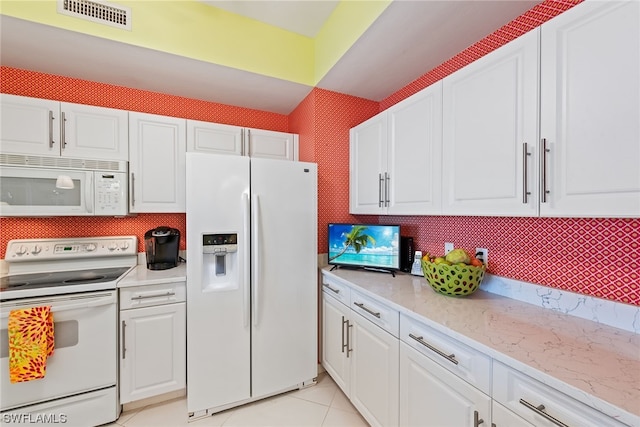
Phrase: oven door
[
  {"left": 0, "top": 166, "right": 94, "bottom": 217},
  {"left": 0, "top": 291, "right": 116, "bottom": 411}
]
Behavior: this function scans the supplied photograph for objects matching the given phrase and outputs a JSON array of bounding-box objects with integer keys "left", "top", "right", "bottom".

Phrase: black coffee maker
[{"left": 144, "top": 227, "right": 180, "bottom": 270}]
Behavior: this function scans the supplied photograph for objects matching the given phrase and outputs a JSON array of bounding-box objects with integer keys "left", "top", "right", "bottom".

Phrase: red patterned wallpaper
[
  {"left": 380, "top": 0, "right": 583, "bottom": 110},
  {"left": 290, "top": 88, "right": 379, "bottom": 253}
]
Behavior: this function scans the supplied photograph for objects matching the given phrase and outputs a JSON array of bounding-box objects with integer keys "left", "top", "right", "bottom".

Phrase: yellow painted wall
[
  {"left": 0, "top": 0, "right": 314, "bottom": 85},
  {"left": 0, "top": 0, "right": 389, "bottom": 87}
]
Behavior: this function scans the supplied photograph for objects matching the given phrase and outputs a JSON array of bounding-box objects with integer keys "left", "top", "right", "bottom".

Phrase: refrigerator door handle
[
  {"left": 243, "top": 192, "right": 251, "bottom": 327},
  {"left": 251, "top": 193, "right": 260, "bottom": 327}
]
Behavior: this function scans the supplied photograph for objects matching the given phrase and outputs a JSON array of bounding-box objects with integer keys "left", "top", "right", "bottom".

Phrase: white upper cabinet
[
  {"left": 539, "top": 0, "right": 640, "bottom": 218},
  {"left": 350, "top": 83, "right": 443, "bottom": 215},
  {"left": 350, "top": 113, "right": 387, "bottom": 214},
  {"left": 246, "top": 128, "right": 298, "bottom": 161},
  {"left": 187, "top": 120, "right": 243, "bottom": 156},
  {"left": 187, "top": 120, "right": 298, "bottom": 161},
  {"left": 59, "top": 102, "right": 128, "bottom": 161},
  {"left": 129, "top": 112, "right": 186, "bottom": 213},
  {"left": 1, "top": 94, "right": 128, "bottom": 161},
  {"left": 1, "top": 94, "right": 60, "bottom": 156},
  {"left": 442, "top": 29, "right": 539, "bottom": 216}
]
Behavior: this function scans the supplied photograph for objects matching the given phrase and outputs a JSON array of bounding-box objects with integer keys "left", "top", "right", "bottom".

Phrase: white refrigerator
[{"left": 186, "top": 152, "right": 318, "bottom": 419}]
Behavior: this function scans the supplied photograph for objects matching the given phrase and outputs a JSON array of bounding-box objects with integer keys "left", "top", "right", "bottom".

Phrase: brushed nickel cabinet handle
[
  {"left": 378, "top": 173, "right": 384, "bottom": 207},
  {"left": 61, "top": 111, "right": 67, "bottom": 149},
  {"left": 354, "top": 302, "right": 381, "bottom": 318},
  {"left": 346, "top": 320, "right": 353, "bottom": 357},
  {"left": 323, "top": 284, "right": 340, "bottom": 294},
  {"left": 49, "top": 110, "right": 55, "bottom": 148},
  {"left": 130, "top": 173, "right": 136, "bottom": 207},
  {"left": 522, "top": 142, "right": 531, "bottom": 204},
  {"left": 121, "top": 320, "right": 127, "bottom": 359},
  {"left": 519, "top": 399, "right": 569, "bottom": 427},
  {"left": 247, "top": 129, "right": 251, "bottom": 157},
  {"left": 384, "top": 172, "right": 390, "bottom": 207},
  {"left": 540, "top": 138, "right": 550, "bottom": 203},
  {"left": 241, "top": 128, "right": 245, "bottom": 156},
  {"left": 409, "top": 333, "right": 459, "bottom": 365},
  {"left": 341, "top": 316, "right": 347, "bottom": 354},
  {"left": 131, "top": 292, "right": 175, "bottom": 300},
  {"left": 474, "top": 410, "right": 484, "bottom": 427}
]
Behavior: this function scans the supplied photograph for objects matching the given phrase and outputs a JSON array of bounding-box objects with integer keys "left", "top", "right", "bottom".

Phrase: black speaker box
[{"left": 400, "top": 236, "right": 414, "bottom": 272}]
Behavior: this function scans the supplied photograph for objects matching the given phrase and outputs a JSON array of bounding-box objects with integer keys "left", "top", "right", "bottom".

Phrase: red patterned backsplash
[{"left": 0, "top": 214, "right": 186, "bottom": 255}]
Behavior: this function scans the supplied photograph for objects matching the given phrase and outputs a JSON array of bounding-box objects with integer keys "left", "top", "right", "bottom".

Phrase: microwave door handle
[{"left": 86, "top": 173, "right": 94, "bottom": 213}]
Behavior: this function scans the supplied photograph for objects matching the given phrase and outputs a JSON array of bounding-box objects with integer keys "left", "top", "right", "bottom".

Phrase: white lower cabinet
[
  {"left": 350, "top": 310, "right": 399, "bottom": 427},
  {"left": 322, "top": 284, "right": 399, "bottom": 427},
  {"left": 119, "top": 282, "right": 186, "bottom": 404},
  {"left": 321, "top": 270, "right": 631, "bottom": 427},
  {"left": 492, "top": 361, "right": 628, "bottom": 427},
  {"left": 322, "top": 289, "right": 351, "bottom": 394},
  {"left": 400, "top": 342, "right": 490, "bottom": 427},
  {"left": 399, "top": 313, "right": 491, "bottom": 427},
  {"left": 492, "top": 400, "right": 534, "bottom": 427}
]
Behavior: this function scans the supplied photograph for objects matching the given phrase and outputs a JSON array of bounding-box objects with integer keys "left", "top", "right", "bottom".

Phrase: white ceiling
[
  {"left": 0, "top": 1, "right": 540, "bottom": 114},
  {"left": 200, "top": 1, "right": 340, "bottom": 37}
]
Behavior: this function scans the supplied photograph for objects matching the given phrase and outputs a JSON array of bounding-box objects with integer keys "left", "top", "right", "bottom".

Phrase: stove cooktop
[{"left": 0, "top": 267, "right": 131, "bottom": 300}]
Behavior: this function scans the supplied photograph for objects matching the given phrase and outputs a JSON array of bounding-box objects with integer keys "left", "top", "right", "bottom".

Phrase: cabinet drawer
[
  {"left": 493, "top": 361, "right": 627, "bottom": 427},
  {"left": 400, "top": 314, "right": 491, "bottom": 394},
  {"left": 119, "top": 281, "right": 186, "bottom": 310},
  {"left": 350, "top": 289, "right": 399, "bottom": 337},
  {"left": 322, "top": 275, "right": 351, "bottom": 307}
]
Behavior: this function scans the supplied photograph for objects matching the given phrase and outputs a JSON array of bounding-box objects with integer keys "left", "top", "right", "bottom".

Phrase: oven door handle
[{"left": 0, "top": 292, "right": 116, "bottom": 317}]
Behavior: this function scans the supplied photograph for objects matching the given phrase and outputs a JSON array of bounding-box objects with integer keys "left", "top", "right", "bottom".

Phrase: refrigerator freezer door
[
  {"left": 186, "top": 153, "right": 251, "bottom": 414},
  {"left": 250, "top": 158, "right": 318, "bottom": 398}
]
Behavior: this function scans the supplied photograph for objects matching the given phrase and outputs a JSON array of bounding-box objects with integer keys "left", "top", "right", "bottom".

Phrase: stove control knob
[
  {"left": 120, "top": 241, "right": 130, "bottom": 250},
  {"left": 15, "top": 245, "right": 27, "bottom": 256},
  {"left": 86, "top": 243, "right": 97, "bottom": 252},
  {"left": 108, "top": 243, "right": 118, "bottom": 251},
  {"left": 31, "top": 245, "right": 42, "bottom": 255}
]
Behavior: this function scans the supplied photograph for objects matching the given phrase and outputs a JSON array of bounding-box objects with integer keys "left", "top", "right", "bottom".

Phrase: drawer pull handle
[
  {"left": 342, "top": 316, "right": 353, "bottom": 357},
  {"left": 522, "top": 142, "right": 531, "bottom": 204},
  {"left": 519, "top": 398, "right": 570, "bottom": 427},
  {"left": 131, "top": 291, "right": 176, "bottom": 300},
  {"left": 121, "top": 320, "right": 127, "bottom": 359},
  {"left": 323, "top": 284, "right": 340, "bottom": 294},
  {"left": 354, "top": 302, "right": 381, "bottom": 318},
  {"left": 408, "top": 333, "right": 459, "bottom": 365},
  {"left": 474, "top": 410, "right": 484, "bottom": 427}
]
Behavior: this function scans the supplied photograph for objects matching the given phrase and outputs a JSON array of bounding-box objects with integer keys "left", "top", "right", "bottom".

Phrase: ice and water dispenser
[{"left": 202, "top": 233, "right": 238, "bottom": 291}]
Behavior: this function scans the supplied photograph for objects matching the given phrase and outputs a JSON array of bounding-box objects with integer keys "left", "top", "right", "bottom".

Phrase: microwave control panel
[{"left": 94, "top": 172, "right": 128, "bottom": 216}]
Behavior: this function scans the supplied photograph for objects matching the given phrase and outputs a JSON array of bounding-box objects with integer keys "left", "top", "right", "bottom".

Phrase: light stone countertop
[
  {"left": 321, "top": 266, "right": 640, "bottom": 427},
  {"left": 117, "top": 262, "right": 186, "bottom": 288}
]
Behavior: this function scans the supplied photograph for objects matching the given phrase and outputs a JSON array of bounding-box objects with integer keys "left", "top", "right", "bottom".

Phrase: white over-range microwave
[{"left": 0, "top": 153, "right": 128, "bottom": 216}]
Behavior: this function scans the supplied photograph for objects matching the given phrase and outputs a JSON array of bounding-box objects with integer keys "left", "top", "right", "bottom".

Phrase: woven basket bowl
[{"left": 421, "top": 259, "right": 486, "bottom": 297}]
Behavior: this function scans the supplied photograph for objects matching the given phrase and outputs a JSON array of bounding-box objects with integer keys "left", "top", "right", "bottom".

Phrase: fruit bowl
[{"left": 421, "top": 260, "right": 486, "bottom": 297}]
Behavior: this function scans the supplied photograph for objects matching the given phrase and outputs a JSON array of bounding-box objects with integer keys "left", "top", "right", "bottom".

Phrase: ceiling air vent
[{"left": 57, "top": 0, "right": 131, "bottom": 30}]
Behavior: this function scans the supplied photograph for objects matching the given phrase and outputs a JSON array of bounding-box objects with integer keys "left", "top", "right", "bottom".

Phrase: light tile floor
[{"left": 108, "top": 373, "right": 369, "bottom": 427}]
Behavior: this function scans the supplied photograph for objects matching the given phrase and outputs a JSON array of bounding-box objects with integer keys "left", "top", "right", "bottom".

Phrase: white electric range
[{"left": 0, "top": 236, "right": 137, "bottom": 427}]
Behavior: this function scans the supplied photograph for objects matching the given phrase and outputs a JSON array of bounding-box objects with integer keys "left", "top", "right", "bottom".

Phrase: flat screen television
[{"left": 328, "top": 223, "right": 400, "bottom": 275}]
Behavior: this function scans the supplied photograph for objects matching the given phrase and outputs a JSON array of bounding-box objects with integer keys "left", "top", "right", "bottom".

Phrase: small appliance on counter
[{"left": 144, "top": 226, "right": 180, "bottom": 270}]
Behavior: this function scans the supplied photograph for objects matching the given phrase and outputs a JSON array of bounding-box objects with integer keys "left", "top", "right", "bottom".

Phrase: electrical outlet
[
  {"left": 475, "top": 248, "right": 488, "bottom": 266},
  {"left": 445, "top": 242, "right": 454, "bottom": 254}
]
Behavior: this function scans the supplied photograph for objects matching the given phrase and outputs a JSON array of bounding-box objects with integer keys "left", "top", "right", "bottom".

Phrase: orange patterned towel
[{"left": 8, "top": 306, "right": 54, "bottom": 383}]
